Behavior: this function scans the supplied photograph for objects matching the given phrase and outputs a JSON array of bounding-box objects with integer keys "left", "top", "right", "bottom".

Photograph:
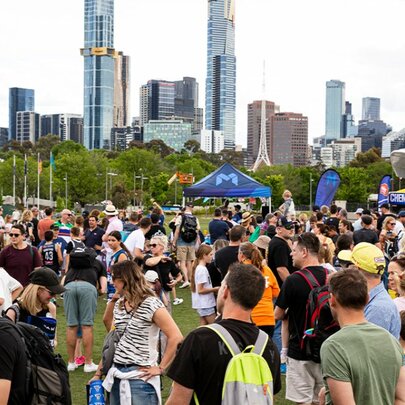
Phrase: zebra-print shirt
[{"left": 113, "top": 296, "right": 164, "bottom": 366}]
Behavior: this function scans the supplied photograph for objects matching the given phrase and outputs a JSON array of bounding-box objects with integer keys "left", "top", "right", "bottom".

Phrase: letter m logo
[{"left": 215, "top": 173, "right": 238, "bottom": 186}]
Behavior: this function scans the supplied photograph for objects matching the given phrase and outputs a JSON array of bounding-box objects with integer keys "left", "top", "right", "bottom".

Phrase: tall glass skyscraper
[
  {"left": 362, "top": 97, "right": 380, "bottom": 121},
  {"left": 205, "top": 0, "right": 236, "bottom": 149},
  {"left": 9, "top": 87, "right": 35, "bottom": 141},
  {"left": 325, "top": 80, "right": 345, "bottom": 142},
  {"left": 81, "top": 0, "right": 115, "bottom": 149}
]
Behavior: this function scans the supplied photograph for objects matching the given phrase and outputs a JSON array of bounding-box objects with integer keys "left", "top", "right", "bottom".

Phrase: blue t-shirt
[
  {"left": 208, "top": 219, "right": 229, "bottom": 244},
  {"left": 84, "top": 227, "right": 105, "bottom": 252},
  {"left": 38, "top": 237, "right": 67, "bottom": 254}
]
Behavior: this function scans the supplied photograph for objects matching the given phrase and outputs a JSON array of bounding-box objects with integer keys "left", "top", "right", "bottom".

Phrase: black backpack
[
  {"left": 69, "top": 240, "right": 97, "bottom": 269},
  {"left": 180, "top": 214, "right": 198, "bottom": 243},
  {"left": 296, "top": 268, "right": 340, "bottom": 363},
  {"left": 0, "top": 317, "right": 71, "bottom": 405}
]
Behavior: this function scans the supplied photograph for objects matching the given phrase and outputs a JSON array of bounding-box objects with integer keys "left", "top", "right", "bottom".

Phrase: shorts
[
  {"left": 176, "top": 245, "right": 196, "bottom": 261},
  {"left": 197, "top": 307, "right": 216, "bottom": 317},
  {"left": 286, "top": 356, "right": 323, "bottom": 404},
  {"left": 63, "top": 281, "right": 98, "bottom": 327}
]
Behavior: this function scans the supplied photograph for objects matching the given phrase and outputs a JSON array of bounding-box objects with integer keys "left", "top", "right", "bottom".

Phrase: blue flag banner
[
  {"left": 377, "top": 175, "right": 391, "bottom": 209},
  {"left": 314, "top": 169, "right": 341, "bottom": 208}
]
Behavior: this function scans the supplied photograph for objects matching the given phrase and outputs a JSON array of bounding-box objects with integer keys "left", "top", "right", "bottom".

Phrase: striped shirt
[{"left": 113, "top": 296, "right": 164, "bottom": 366}]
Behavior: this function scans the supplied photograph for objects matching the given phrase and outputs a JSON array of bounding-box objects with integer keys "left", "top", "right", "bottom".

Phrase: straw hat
[{"left": 241, "top": 212, "right": 253, "bottom": 224}]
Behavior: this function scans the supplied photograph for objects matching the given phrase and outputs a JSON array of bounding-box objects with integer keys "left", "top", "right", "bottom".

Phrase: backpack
[
  {"left": 297, "top": 268, "right": 339, "bottom": 363},
  {"left": 195, "top": 323, "right": 273, "bottom": 405},
  {"left": 180, "top": 214, "right": 198, "bottom": 243},
  {"left": 384, "top": 231, "right": 401, "bottom": 260},
  {"left": 69, "top": 240, "right": 97, "bottom": 269},
  {"left": 0, "top": 317, "right": 71, "bottom": 405}
]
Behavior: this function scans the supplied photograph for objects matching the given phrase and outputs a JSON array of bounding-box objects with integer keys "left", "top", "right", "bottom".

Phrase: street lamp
[
  {"left": 63, "top": 173, "right": 68, "bottom": 208},
  {"left": 309, "top": 173, "right": 314, "bottom": 212},
  {"left": 105, "top": 169, "right": 118, "bottom": 201}
]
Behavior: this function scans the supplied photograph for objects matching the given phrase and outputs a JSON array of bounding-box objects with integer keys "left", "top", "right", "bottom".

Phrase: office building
[
  {"left": 357, "top": 119, "right": 390, "bottom": 152},
  {"left": 0, "top": 128, "right": 8, "bottom": 148},
  {"left": 205, "top": 0, "right": 236, "bottom": 149},
  {"left": 81, "top": 0, "right": 115, "bottom": 150},
  {"left": 200, "top": 129, "right": 224, "bottom": 153},
  {"left": 247, "top": 100, "right": 277, "bottom": 166},
  {"left": 320, "top": 138, "right": 361, "bottom": 168},
  {"left": 174, "top": 77, "right": 198, "bottom": 124},
  {"left": 16, "top": 111, "right": 40, "bottom": 144},
  {"left": 111, "top": 126, "right": 141, "bottom": 150},
  {"left": 271, "top": 112, "right": 308, "bottom": 167},
  {"left": 382, "top": 128, "right": 405, "bottom": 158},
  {"left": 362, "top": 97, "right": 380, "bottom": 121},
  {"left": 114, "top": 52, "right": 130, "bottom": 128},
  {"left": 325, "top": 80, "right": 345, "bottom": 142},
  {"left": 41, "top": 114, "right": 83, "bottom": 143},
  {"left": 320, "top": 147, "right": 334, "bottom": 168},
  {"left": 9, "top": 87, "right": 35, "bottom": 141},
  {"left": 143, "top": 120, "right": 192, "bottom": 152},
  {"left": 342, "top": 101, "right": 358, "bottom": 138}
]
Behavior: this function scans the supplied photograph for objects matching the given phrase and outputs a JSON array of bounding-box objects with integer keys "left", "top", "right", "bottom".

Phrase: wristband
[{"left": 158, "top": 366, "right": 165, "bottom": 375}]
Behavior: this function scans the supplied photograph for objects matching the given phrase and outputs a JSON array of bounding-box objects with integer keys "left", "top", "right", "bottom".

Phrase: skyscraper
[
  {"left": 362, "top": 97, "right": 380, "bottom": 121},
  {"left": 81, "top": 0, "right": 115, "bottom": 150},
  {"left": 9, "top": 87, "right": 35, "bottom": 141},
  {"left": 16, "top": 111, "right": 40, "bottom": 144},
  {"left": 41, "top": 114, "right": 84, "bottom": 143},
  {"left": 114, "top": 52, "right": 130, "bottom": 128},
  {"left": 325, "top": 80, "right": 345, "bottom": 142},
  {"left": 205, "top": 0, "right": 236, "bottom": 149}
]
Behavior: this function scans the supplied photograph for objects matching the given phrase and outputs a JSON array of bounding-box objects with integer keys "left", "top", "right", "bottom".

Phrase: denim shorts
[
  {"left": 197, "top": 307, "right": 216, "bottom": 317},
  {"left": 110, "top": 365, "right": 159, "bottom": 405}
]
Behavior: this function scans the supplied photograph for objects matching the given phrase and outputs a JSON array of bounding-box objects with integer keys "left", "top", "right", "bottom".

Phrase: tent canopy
[{"left": 183, "top": 163, "right": 271, "bottom": 198}]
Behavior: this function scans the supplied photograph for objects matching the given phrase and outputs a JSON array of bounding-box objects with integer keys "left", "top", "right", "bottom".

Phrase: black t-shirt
[
  {"left": 0, "top": 318, "right": 28, "bottom": 405},
  {"left": 275, "top": 266, "right": 327, "bottom": 360},
  {"left": 324, "top": 217, "right": 340, "bottom": 232},
  {"left": 167, "top": 319, "right": 281, "bottom": 404},
  {"left": 84, "top": 227, "right": 105, "bottom": 252},
  {"left": 267, "top": 236, "right": 297, "bottom": 287},
  {"left": 143, "top": 254, "right": 180, "bottom": 291},
  {"left": 144, "top": 224, "right": 166, "bottom": 240},
  {"left": 214, "top": 245, "right": 239, "bottom": 279},
  {"left": 208, "top": 219, "right": 230, "bottom": 244},
  {"left": 64, "top": 260, "right": 106, "bottom": 288},
  {"left": 353, "top": 228, "right": 379, "bottom": 245}
]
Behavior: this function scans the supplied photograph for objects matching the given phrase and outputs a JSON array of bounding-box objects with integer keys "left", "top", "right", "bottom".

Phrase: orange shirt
[{"left": 37, "top": 218, "right": 55, "bottom": 241}]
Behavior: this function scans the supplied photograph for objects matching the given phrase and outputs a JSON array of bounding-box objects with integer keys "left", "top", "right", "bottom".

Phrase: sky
[{"left": 1, "top": 0, "right": 405, "bottom": 147}]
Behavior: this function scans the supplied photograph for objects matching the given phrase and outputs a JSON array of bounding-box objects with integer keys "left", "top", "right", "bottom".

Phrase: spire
[{"left": 252, "top": 61, "right": 271, "bottom": 171}]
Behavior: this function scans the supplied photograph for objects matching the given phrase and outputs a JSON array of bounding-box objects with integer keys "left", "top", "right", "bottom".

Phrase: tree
[
  {"left": 335, "top": 167, "right": 369, "bottom": 202},
  {"left": 349, "top": 147, "right": 383, "bottom": 168},
  {"left": 33, "top": 135, "right": 61, "bottom": 158},
  {"left": 183, "top": 139, "right": 201, "bottom": 154},
  {"left": 144, "top": 139, "right": 175, "bottom": 158}
]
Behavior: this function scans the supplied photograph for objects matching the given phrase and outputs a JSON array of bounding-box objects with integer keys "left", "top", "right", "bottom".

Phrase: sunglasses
[
  {"left": 43, "top": 288, "right": 56, "bottom": 296},
  {"left": 9, "top": 233, "right": 21, "bottom": 237},
  {"left": 150, "top": 244, "right": 160, "bottom": 248},
  {"left": 283, "top": 224, "right": 294, "bottom": 230},
  {"left": 388, "top": 222, "right": 396, "bottom": 226}
]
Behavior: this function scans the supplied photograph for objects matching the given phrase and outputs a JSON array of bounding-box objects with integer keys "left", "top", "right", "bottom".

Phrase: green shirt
[{"left": 321, "top": 322, "right": 403, "bottom": 405}]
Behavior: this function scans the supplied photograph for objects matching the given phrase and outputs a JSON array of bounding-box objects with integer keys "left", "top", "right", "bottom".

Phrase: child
[{"left": 191, "top": 244, "right": 219, "bottom": 325}]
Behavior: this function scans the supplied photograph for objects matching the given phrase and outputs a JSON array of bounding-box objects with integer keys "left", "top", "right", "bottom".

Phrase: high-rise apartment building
[
  {"left": 0, "top": 128, "right": 8, "bottom": 148},
  {"left": 247, "top": 100, "right": 277, "bottom": 166},
  {"left": 200, "top": 129, "right": 224, "bottom": 153},
  {"left": 342, "top": 101, "right": 357, "bottom": 138},
  {"left": 114, "top": 52, "right": 130, "bottom": 128},
  {"left": 362, "top": 97, "right": 380, "bottom": 121},
  {"left": 9, "top": 88, "right": 35, "bottom": 141},
  {"left": 41, "top": 114, "right": 84, "bottom": 144},
  {"left": 16, "top": 111, "right": 40, "bottom": 144},
  {"left": 382, "top": 128, "right": 405, "bottom": 158},
  {"left": 325, "top": 80, "right": 345, "bottom": 142},
  {"left": 81, "top": 0, "right": 115, "bottom": 150},
  {"left": 271, "top": 112, "right": 308, "bottom": 167},
  {"left": 205, "top": 0, "right": 236, "bottom": 149}
]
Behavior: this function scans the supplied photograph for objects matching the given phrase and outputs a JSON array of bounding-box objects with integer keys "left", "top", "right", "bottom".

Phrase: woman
[
  {"left": 380, "top": 217, "right": 400, "bottom": 261},
  {"left": 241, "top": 212, "right": 255, "bottom": 239},
  {"left": 253, "top": 235, "right": 271, "bottom": 262},
  {"left": 388, "top": 254, "right": 405, "bottom": 312},
  {"left": 314, "top": 224, "right": 335, "bottom": 264},
  {"left": 19, "top": 209, "right": 34, "bottom": 245},
  {"left": 238, "top": 242, "right": 280, "bottom": 336},
  {"left": 98, "top": 260, "right": 183, "bottom": 405},
  {"left": 5, "top": 267, "right": 65, "bottom": 346},
  {"left": 338, "top": 219, "right": 353, "bottom": 238}
]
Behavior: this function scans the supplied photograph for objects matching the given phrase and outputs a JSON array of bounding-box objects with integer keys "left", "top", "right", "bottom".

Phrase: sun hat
[
  {"left": 253, "top": 235, "right": 271, "bottom": 250},
  {"left": 104, "top": 204, "right": 118, "bottom": 216},
  {"left": 348, "top": 242, "right": 385, "bottom": 275},
  {"left": 29, "top": 267, "right": 66, "bottom": 294},
  {"left": 144, "top": 270, "right": 160, "bottom": 283},
  {"left": 241, "top": 212, "right": 253, "bottom": 224}
]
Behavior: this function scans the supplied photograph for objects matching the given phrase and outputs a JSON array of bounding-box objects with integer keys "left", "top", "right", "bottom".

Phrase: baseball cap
[
  {"left": 144, "top": 270, "right": 160, "bottom": 283},
  {"left": 186, "top": 202, "right": 194, "bottom": 208},
  {"left": 398, "top": 211, "right": 405, "bottom": 217},
  {"left": 29, "top": 267, "right": 66, "bottom": 294},
  {"left": 337, "top": 249, "right": 353, "bottom": 263},
  {"left": 349, "top": 242, "right": 385, "bottom": 275},
  {"left": 355, "top": 208, "right": 364, "bottom": 215},
  {"left": 276, "top": 216, "right": 294, "bottom": 229}
]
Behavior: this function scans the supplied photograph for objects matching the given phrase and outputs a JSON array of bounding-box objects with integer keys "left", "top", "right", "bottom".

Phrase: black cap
[
  {"left": 29, "top": 267, "right": 65, "bottom": 294},
  {"left": 276, "top": 216, "right": 294, "bottom": 228},
  {"left": 380, "top": 203, "right": 389, "bottom": 209},
  {"left": 398, "top": 211, "right": 405, "bottom": 217},
  {"left": 186, "top": 202, "right": 194, "bottom": 208}
]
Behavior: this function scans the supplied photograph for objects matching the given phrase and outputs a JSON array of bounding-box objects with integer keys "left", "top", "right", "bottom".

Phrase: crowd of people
[{"left": 0, "top": 195, "right": 405, "bottom": 404}]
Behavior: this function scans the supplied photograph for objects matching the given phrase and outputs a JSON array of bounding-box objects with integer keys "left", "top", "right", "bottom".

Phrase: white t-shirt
[
  {"left": 0, "top": 268, "right": 22, "bottom": 313},
  {"left": 394, "top": 296, "right": 405, "bottom": 312},
  {"left": 192, "top": 265, "right": 216, "bottom": 309},
  {"left": 124, "top": 229, "right": 145, "bottom": 254}
]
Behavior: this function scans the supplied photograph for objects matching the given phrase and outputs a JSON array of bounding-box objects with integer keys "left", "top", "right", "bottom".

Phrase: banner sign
[
  {"left": 314, "top": 169, "right": 341, "bottom": 208},
  {"left": 377, "top": 175, "right": 391, "bottom": 208}
]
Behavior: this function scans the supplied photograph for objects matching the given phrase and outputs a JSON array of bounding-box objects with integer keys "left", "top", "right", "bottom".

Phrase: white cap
[
  {"left": 355, "top": 208, "right": 364, "bottom": 214},
  {"left": 145, "top": 270, "right": 159, "bottom": 283}
]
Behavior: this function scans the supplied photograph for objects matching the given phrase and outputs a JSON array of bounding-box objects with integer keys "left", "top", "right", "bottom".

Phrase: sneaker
[
  {"left": 84, "top": 362, "right": 98, "bottom": 373},
  {"left": 75, "top": 356, "right": 85, "bottom": 367},
  {"left": 173, "top": 298, "right": 183, "bottom": 305},
  {"left": 67, "top": 362, "right": 78, "bottom": 372},
  {"left": 179, "top": 281, "right": 190, "bottom": 289},
  {"left": 280, "top": 363, "right": 287, "bottom": 375}
]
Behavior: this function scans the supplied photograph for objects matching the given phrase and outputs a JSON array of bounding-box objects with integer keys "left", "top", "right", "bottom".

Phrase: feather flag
[
  {"left": 314, "top": 169, "right": 341, "bottom": 208},
  {"left": 50, "top": 152, "right": 56, "bottom": 171}
]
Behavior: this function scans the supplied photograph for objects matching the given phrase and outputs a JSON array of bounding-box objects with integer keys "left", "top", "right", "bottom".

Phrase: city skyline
[{"left": 1, "top": 0, "right": 405, "bottom": 147}]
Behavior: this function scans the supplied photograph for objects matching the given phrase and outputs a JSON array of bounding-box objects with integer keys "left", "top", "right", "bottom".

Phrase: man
[
  {"left": 122, "top": 211, "right": 139, "bottom": 233},
  {"left": 352, "top": 208, "right": 363, "bottom": 231},
  {"left": 376, "top": 203, "right": 403, "bottom": 234},
  {"left": 0, "top": 224, "right": 42, "bottom": 286},
  {"left": 260, "top": 213, "right": 277, "bottom": 238},
  {"left": 124, "top": 217, "right": 151, "bottom": 263},
  {"left": 232, "top": 204, "right": 242, "bottom": 224},
  {"left": 324, "top": 204, "right": 340, "bottom": 233},
  {"left": 144, "top": 213, "right": 166, "bottom": 241},
  {"left": 31, "top": 206, "right": 40, "bottom": 246},
  {"left": 214, "top": 225, "right": 246, "bottom": 279},
  {"left": 275, "top": 232, "right": 326, "bottom": 404},
  {"left": 221, "top": 208, "right": 234, "bottom": 229},
  {"left": 0, "top": 317, "right": 27, "bottom": 404},
  {"left": 352, "top": 215, "right": 380, "bottom": 247},
  {"left": 172, "top": 203, "right": 200, "bottom": 288},
  {"left": 348, "top": 242, "right": 400, "bottom": 338},
  {"left": 319, "top": 268, "right": 405, "bottom": 405},
  {"left": 208, "top": 208, "right": 230, "bottom": 244},
  {"left": 54, "top": 209, "right": 73, "bottom": 243},
  {"left": 166, "top": 263, "right": 281, "bottom": 405},
  {"left": 38, "top": 207, "right": 54, "bottom": 241},
  {"left": 83, "top": 215, "right": 105, "bottom": 255},
  {"left": 101, "top": 204, "right": 123, "bottom": 250}
]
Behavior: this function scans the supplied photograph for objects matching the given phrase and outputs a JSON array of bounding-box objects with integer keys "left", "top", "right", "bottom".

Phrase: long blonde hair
[
  {"left": 191, "top": 244, "right": 213, "bottom": 293},
  {"left": 18, "top": 284, "right": 47, "bottom": 315}
]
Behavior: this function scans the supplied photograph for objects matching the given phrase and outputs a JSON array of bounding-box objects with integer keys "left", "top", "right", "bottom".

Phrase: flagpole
[
  {"left": 24, "top": 154, "right": 27, "bottom": 208},
  {"left": 37, "top": 153, "right": 40, "bottom": 208},
  {"left": 50, "top": 152, "right": 53, "bottom": 207},
  {"left": 13, "top": 155, "right": 16, "bottom": 206}
]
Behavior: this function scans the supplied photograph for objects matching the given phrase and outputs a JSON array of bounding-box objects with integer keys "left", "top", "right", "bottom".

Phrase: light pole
[
  {"left": 309, "top": 173, "right": 313, "bottom": 212},
  {"left": 64, "top": 173, "right": 68, "bottom": 208},
  {"left": 105, "top": 169, "right": 118, "bottom": 202}
]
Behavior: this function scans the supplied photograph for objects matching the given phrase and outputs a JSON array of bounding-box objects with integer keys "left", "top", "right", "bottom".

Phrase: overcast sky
[{"left": 1, "top": 0, "right": 405, "bottom": 146}]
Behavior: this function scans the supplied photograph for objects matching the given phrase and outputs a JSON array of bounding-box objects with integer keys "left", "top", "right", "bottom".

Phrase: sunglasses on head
[{"left": 9, "top": 233, "right": 21, "bottom": 237}]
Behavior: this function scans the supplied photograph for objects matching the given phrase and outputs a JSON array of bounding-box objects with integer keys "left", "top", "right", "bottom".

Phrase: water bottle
[{"left": 88, "top": 380, "right": 105, "bottom": 405}]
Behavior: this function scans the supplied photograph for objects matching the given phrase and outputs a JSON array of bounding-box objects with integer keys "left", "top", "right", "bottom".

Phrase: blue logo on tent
[{"left": 216, "top": 173, "right": 238, "bottom": 186}]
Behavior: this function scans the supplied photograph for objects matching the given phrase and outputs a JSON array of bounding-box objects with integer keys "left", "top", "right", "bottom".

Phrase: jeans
[
  {"left": 273, "top": 319, "right": 282, "bottom": 353},
  {"left": 109, "top": 365, "right": 159, "bottom": 405}
]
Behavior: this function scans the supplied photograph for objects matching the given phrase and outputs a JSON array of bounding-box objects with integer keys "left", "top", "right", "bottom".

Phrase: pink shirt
[{"left": 103, "top": 216, "right": 123, "bottom": 251}]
